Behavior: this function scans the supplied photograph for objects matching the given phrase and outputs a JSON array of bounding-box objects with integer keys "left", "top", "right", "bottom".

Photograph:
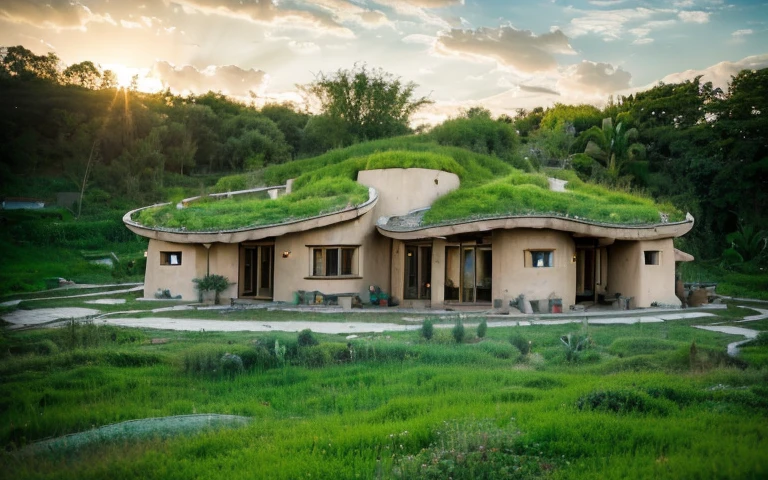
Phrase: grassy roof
[
  {"left": 131, "top": 135, "right": 683, "bottom": 231},
  {"left": 424, "top": 169, "right": 684, "bottom": 226}
]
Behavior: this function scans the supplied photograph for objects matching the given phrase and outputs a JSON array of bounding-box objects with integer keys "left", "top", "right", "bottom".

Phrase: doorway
[
  {"left": 404, "top": 245, "right": 432, "bottom": 299},
  {"left": 575, "top": 247, "right": 596, "bottom": 303},
  {"left": 444, "top": 245, "right": 492, "bottom": 303},
  {"left": 242, "top": 244, "right": 274, "bottom": 298}
]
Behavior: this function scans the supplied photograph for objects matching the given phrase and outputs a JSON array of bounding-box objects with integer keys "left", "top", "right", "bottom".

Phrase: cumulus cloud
[
  {"left": 678, "top": 11, "right": 709, "bottom": 23},
  {"left": 0, "top": 0, "right": 114, "bottom": 29},
  {"left": 436, "top": 26, "right": 575, "bottom": 73},
  {"left": 306, "top": 0, "right": 391, "bottom": 28},
  {"left": 632, "top": 37, "right": 654, "bottom": 45},
  {"left": 567, "top": 7, "right": 657, "bottom": 40},
  {"left": 372, "top": 0, "right": 459, "bottom": 29},
  {"left": 655, "top": 53, "right": 768, "bottom": 91},
  {"left": 173, "top": 0, "right": 354, "bottom": 37},
  {"left": 558, "top": 61, "right": 631, "bottom": 95},
  {"left": 150, "top": 61, "right": 268, "bottom": 97},
  {"left": 401, "top": 34, "right": 438, "bottom": 45}
]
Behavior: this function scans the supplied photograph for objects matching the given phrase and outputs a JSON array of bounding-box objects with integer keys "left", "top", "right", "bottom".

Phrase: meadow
[{"left": 1, "top": 309, "right": 767, "bottom": 479}]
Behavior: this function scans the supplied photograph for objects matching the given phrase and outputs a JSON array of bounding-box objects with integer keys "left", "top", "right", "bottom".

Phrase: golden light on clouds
[{"left": 102, "top": 63, "right": 163, "bottom": 93}]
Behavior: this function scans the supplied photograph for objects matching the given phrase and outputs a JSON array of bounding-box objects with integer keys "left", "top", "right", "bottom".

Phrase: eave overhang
[{"left": 376, "top": 212, "right": 694, "bottom": 241}]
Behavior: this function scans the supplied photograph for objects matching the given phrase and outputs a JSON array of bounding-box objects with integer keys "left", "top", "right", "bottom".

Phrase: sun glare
[{"left": 102, "top": 63, "right": 163, "bottom": 93}]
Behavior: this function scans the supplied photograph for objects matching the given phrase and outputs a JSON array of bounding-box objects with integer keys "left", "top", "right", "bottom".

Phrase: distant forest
[{"left": 0, "top": 44, "right": 766, "bottom": 266}]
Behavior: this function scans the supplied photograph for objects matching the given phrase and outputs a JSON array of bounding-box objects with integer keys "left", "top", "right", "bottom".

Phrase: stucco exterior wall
[
  {"left": 144, "top": 240, "right": 201, "bottom": 300},
  {"left": 491, "top": 229, "right": 577, "bottom": 309},
  {"left": 606, "top": 239, "right": 680, "bottom": 308},
  {"left": 272, "top": 210, "right": 390, "bottom": 302},
  {"left": 357, "top": 168, "right": 460, "bottom": 217}
]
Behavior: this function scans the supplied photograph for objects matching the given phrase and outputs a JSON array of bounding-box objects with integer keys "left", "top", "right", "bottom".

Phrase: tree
[
  {"left": 101, "top": 69, "right": 118, "bottom": 89},
  {"left": 301, "top": 64, "right": 432, "bottom": 145},
  {"left": 63, "top": 61, "right": 102, "bottom": 89},
  {"left": 0, "top": 45, "right": 60, "bottom": 82}
]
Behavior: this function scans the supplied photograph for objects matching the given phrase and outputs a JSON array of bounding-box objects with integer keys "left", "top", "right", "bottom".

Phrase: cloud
[
  {"left": 120, "top": 19, "right": 144, "bottom": 29},
  {"left": 150, "top": 61, "right": 268, "bottom": 97},
  {"left": 731, "top": 29, "right": 753, "bottom": 37},
  {"left": 372, "top": 0, "right": 459, "bottom": 28},
  {"left": 402, "top": 34, "right": 438, "bottom": 45},
  {"left": 288, "top": 40, "right": 321, "bottom": 54},
  {"left": 173, "top": 0, "right": 354, "bottom": 37},
  {"left": 678, "top": 11, "right": 709, "bottom": 23},
  {"left": 567, "top": 7, "right": 657, "bottom": 40},
  {"left": 436, "top": 26, "right": 575, "bottom": 73},
  {"left": 306, "top": 0, "right": 392, "bottom": 28},
  {"left": 558, "top": 61, "right": 631, "bottom": 95},
  {"left": 632, "top": 37, "right": 654, "bottom": 45},
  {"left": 518, "top": 84, "right": 560, "bottom": 96},
  {"left": 589, "top": 1, "right": 626, "bottom": 6},
  {"left": 655, "top": 53, "right": 768, "bottom": 91},
  {"left": 0, "top": 0, "right": 114, "bottom": 29}
]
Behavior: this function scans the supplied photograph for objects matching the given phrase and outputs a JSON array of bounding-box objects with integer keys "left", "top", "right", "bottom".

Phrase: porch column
[{"left": 431, "top": 238, "right": 446, "bottom": 306}]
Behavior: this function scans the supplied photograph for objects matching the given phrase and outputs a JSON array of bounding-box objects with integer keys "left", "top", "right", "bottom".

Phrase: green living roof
[{"left": 131, "top": 136, "right": 683, "bottom": 232}]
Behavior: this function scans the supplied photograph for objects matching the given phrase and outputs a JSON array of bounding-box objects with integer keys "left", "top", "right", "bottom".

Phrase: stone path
[
  {"left": 0, "top": 285, "right": 144, "bottom": 307},
  {"left": 92, "top": 311, "right": 717, "bottom": 335},
  {"left": 692, "top": 324, "right": 760, "bottom": 356},
  {"left": 2, "top": 307, "right": 100, "bottom": 328},
  {"left": 737, "top": 306, "right": 768, "bottom": 323}
]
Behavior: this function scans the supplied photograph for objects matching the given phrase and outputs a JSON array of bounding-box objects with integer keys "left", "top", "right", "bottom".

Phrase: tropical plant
[
  {"left": 723, "top": 223, "right": 767, "bottom": 264},
  {"left": 560, "top": 332, "right": 592, "bottom": 362},
  {"left": 192, "top": 274, "right": 232, "bottom": 304},
  {"left": 580, "top": 116, "right": 645, "bottom": 175}
]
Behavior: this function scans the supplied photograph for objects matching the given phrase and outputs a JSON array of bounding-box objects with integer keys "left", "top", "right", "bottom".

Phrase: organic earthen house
[{"left": 124, "top": 167, "right": 694, "bottom": 310}]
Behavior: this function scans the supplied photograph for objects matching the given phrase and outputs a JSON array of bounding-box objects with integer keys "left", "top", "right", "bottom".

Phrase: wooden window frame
[
  {"left": 308, "top": 246, "right": 360, "bottom": 278},
  {"left": 160, "top": 251, "right": 182, "bottom": 266}
]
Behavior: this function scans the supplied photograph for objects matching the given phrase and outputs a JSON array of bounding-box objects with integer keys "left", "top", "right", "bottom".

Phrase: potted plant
[{"left": 193, "top": 274, "right": 232, "bottom": 304}]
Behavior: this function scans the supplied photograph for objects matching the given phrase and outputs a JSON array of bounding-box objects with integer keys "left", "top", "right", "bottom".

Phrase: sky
[{"left": 1, "top": 0, "right": 767, "bottom": 124}]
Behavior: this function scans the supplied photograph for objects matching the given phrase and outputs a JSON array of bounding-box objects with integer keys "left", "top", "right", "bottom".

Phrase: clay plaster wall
[
  {"left": 491, "top": 229, "right": 577, "bottom": 309},
  {"left": 606, "top": 238, "right": 679, "bottom": 308},
  {"left": 357, "top": 168, "right": 460, "bottom": 217}
]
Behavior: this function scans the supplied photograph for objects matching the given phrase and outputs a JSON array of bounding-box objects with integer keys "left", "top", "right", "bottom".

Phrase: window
[
  {"left": 529, "top": 250, "right": 554, "bottom": 268},
  {"left": 310, "top": 247, "right": 358, "bottom": 277},
  {"left": 644, "top": 250, "right": 660, "bottom": 265},
  {"left": 160, "top": 251, "right": 182, "bottom": 266}
]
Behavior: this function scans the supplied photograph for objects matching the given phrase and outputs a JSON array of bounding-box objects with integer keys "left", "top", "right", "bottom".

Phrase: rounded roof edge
[
  {"left": 123, "top": 187, "right": 378, "bottom": 244},
  {"left": 376, "top": 213, "right": 695, "bottom": 241}
]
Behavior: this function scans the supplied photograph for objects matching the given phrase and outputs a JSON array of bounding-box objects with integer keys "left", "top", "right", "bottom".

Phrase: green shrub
[
  {"left": 576, "top": 389, "right": 667, "bottom": 415},
  {"left": 220, "top": 353, "right": 244, "bottom": 377},
  {"left": 421, "top": 318, "right": 434, "bottom": 341},
  {"left": 608, "top": 337, "right": 679, "bottom": 357},
  {"left": 295, "top": 343, "right": 350, "bottom": 367},
  {"left": 297, "top": 329, "right": 319, "bottom": 347},
  {"left": 452, "top": 319, "right": 465, "bottom": 344},
  {"left": 510, "top": 334, "right": 531, "bottom": 355},
  {"left": 476, "top": 318, "right": 488, "bottom": 338},
  {"left": 193, "top": 274, "right": 232, "bottom": 304}
]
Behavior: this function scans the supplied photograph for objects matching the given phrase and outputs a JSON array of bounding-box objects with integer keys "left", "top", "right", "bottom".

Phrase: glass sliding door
[
  {"left": 445, "top": 244, "right": 491, "bottom": 303},
  {"left": 404, "top": 245, "right": 432, "bottom": 300}
]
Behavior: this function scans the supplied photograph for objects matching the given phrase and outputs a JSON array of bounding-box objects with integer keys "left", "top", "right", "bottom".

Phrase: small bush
[
  {"left": 576, "top": 389, "right": 666, "bottom": 415},
  {"left": 220, "top": 353, "right": 244, "bottom": 377},
  {"left": 421, "top": 318, "right": 434, "bottom": 341},
  {"left": 296, "top": 343, "right": 350, "bottom": 367},
  {"left": 452, "top": 319, "right": 465, "bottom": 344},
  {"left": 510, "top": 334, "right": 531, "bottom": 355},
  {"left": 297, "top": 329, "right": 319, "bottom": 347},
  {"left": 476, "top": 318, "right": 488, "bottom": 338}
]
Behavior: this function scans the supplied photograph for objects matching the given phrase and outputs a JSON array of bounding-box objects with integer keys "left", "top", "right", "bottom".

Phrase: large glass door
[
  {"left": 242, "top": 244, "right": 274, "bottom": 298},
  {"left": 445, "top": 244, "right": 492, "bottom": 303}
]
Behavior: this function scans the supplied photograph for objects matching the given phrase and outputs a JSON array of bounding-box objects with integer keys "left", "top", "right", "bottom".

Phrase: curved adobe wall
[{"left": 357, "top": 168, "right": 460, "bottom": 218}]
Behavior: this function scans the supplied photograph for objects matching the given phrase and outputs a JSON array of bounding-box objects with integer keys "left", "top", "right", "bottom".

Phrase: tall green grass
[{"left": 1, "top": 320, "right": 766, "bottom": 479}]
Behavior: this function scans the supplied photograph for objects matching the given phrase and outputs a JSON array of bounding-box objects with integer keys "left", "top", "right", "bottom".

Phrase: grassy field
[{"left": 1, "top": 305, "right": 766, "bottom": 479}]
